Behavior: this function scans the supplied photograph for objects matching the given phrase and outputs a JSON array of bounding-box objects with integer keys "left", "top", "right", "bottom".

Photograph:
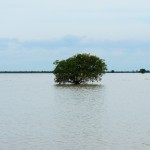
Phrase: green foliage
[
  {"left": 139, "top": 68, "right": 146, "bottom": 74},
  {"left": 53, "top": 53, "right": 107, "bottom": 84}
]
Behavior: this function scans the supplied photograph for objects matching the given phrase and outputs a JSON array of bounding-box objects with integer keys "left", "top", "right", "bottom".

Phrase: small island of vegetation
[{"left": 53, "top": 53, "right": 107, "bottom": 84}]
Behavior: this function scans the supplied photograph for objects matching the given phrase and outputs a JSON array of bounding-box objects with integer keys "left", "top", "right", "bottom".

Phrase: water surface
[{"left": 0, "top": 73, "right": 150, "bottom": 150}]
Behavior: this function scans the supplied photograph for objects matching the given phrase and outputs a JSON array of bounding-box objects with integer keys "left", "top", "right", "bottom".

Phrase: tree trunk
[{"left": 74, "top": 81, "right": 80, "bottom": 84}]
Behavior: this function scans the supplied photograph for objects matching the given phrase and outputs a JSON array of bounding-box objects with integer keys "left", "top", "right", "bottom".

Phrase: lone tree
[
  {"left": 139, "top": 68, "right": 146, "bottom": 74},
  {"left": 53, "top": 53, "right": 107, "bottom": 84}
]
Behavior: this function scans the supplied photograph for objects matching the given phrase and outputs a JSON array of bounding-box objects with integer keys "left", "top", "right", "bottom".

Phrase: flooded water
[{"left": 0, "top": 73, "right": 150, "bottom": 150}]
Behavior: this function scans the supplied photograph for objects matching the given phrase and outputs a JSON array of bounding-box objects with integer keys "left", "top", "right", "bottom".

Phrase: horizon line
[{"left": 0, "top": 71, "right": 149, "bottom": 73}]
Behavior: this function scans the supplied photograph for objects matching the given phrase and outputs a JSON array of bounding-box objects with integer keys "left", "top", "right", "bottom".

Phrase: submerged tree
[{"left": 53, "top": 53, "right": 107, "bottom": 84}]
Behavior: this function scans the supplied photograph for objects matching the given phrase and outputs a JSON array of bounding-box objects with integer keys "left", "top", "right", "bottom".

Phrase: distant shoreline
[
  {"left": 0, "top": 71, "right": 149, "bottom": 73},
  {"left": 0, "top": 71, "right": 53, "bottom": 73}
]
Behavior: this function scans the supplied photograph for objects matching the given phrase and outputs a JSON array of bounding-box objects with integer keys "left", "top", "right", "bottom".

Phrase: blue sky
[{"left": 0, "top": 0, "right": 150, "bottom": 71}]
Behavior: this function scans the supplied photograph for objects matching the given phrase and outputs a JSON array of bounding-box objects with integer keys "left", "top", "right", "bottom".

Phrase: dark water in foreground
[{"left": 0, "top": 73, "right": 150, "bottom": 150}]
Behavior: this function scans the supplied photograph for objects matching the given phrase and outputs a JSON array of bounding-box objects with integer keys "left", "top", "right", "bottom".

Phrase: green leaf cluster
[
  {"left": 53, "top": 53, "right": 107, "bottom": 84},
  {"left": 139, "top": 68, "right": 146, "bottom": 74}
]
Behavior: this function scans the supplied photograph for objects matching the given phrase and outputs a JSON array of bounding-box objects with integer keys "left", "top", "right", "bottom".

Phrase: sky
[{"left": 0, "top": 0, "right": 150, "bottom": 71}]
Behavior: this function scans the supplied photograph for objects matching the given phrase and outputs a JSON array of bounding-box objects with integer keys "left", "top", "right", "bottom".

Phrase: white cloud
[
  {"left": 0, "top": 37, "right": 150, "bottom": 71},
  {"left": 0, "top": 0, "right": 150, "bottom": 70},
  {"left": 0, "top": 0, "right": 150, "bottom": 40}
]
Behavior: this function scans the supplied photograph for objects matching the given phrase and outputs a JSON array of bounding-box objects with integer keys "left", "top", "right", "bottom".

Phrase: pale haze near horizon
[{"left": 0, "top": 0, "right": 150, "bottom": 71}]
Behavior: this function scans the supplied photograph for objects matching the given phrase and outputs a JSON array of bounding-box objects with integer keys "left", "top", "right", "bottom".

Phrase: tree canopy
[
  {"left": 53, "top": 53, "right": 107, "bottom": 84},
  {"left": 139, "top": 68, "right": 146, "bottom": 74}
]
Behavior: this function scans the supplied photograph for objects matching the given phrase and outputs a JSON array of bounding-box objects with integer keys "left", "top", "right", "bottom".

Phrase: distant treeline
[
  {"left": 107, "top": 69, "right": 150, "bottom": 73},
  {"left": 107, "top": 71, "right": 150, "bottom": 73},
  {"left": 0, "top": 71, "right": 53, "bottom": 73},
  {"left": 0, "top": 70, "right": 149, "bottom": 73}
]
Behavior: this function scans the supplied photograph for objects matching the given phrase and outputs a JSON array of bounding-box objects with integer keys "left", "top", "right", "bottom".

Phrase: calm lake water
[{"left": 0, "top": 73, "right": 150, "bottom": 150}]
